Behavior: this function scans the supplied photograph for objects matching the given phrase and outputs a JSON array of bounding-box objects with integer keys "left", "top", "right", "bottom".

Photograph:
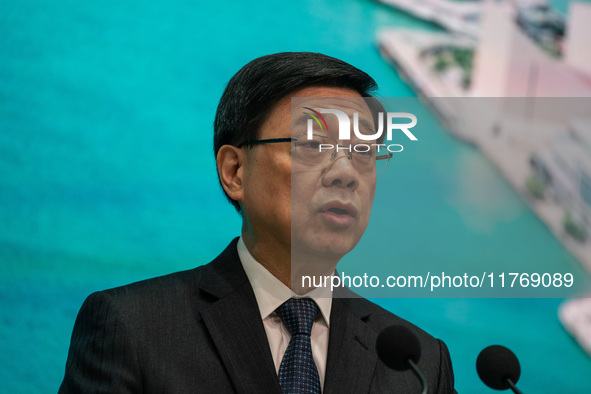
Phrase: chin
[{"left": 293, "top": 235, "right": 359, "bottom": 261}]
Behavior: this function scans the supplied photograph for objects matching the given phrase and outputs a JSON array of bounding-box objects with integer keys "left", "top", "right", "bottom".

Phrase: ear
[{"left": 217, "top": 145, "right": 245, "bottom": 203}]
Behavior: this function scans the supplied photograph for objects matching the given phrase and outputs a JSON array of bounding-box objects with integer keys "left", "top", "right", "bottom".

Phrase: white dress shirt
[{"left": 237, "top": 237, "right": 332, "bottom": 391}]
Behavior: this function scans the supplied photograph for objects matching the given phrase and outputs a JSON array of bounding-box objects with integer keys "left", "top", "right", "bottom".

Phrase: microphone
[
  {"left": 476, "top": 345, "right": 523, "bottom": 394},
  {"left": 376, "top": 325, "right": 427, "bottom": 394}
]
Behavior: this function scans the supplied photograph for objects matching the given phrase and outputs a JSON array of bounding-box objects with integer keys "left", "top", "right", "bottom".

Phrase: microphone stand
[
  {"left": 507, "top": 378, "right": 523, "bottom": 394},
  {"left": 408, "top": 358, "right": 428, "bottom": 394}
]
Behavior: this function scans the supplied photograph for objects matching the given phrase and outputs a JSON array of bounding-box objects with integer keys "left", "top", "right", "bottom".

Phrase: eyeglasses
[{"left": 238, "top": 133, "right": 392, "bottom": 173}]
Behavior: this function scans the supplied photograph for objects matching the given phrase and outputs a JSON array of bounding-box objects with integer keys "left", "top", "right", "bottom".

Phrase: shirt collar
[{"left": 237, "top": 237, "right": 332, "bottom": 326}]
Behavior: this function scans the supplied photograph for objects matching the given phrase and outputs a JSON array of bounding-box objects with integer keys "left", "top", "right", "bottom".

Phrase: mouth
[
  {"left": 326, "top": 207, "right": 350, "bottom": 215},
  {"left": 321, "top": 201, "right": 357, "bottom": 216},
  {"left": 320, "top": 202, "right": 358, "bottom": 227}
]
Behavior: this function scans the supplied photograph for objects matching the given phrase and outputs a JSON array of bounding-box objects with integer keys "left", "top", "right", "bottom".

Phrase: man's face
[{"left": 240, "top": 86, "right": 377, "bottom": 268}]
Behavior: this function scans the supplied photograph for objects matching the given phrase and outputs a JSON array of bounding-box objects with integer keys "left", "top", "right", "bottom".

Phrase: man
[{"left": 60, "top": 52, "right": 455, "bottom": 393}]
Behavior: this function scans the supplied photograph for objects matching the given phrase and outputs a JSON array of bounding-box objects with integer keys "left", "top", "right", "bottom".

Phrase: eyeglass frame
[{"left": 237, "top": 133, "right": 393, "bottom": 173}]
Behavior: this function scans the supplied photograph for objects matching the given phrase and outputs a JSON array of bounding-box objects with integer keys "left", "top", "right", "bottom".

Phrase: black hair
[{"left": 213, "top": 52, "right": 378, "bottom": 212}]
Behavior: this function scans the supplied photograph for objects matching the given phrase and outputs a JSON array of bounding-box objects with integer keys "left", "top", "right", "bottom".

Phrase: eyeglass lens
[{"left": 294, "top": 134, "right": 389, "bottom": 173}]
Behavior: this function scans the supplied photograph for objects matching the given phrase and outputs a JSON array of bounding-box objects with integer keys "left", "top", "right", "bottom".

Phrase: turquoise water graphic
[{"left": 1, "top": 0, "right": 590, "bottom": 392}]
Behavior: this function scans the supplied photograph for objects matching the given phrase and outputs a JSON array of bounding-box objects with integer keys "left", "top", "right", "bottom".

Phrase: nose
[{"left": 322, "top": 149, "right": 359, "bottom": 191}]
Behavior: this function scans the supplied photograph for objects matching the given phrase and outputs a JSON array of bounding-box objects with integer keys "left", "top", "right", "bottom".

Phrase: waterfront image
[{"left": 1, "top": 0, "right": 591, "bottom": 392}]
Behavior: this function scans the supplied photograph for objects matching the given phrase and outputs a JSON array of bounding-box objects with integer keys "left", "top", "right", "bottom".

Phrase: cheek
[
  {"left": 368, "top": 182, "right": 376, "bottom": 206},
  {"left": 259, "top": 154, "right": 291, "bottom": 192},
  {"left": 290, "top": 181, "right": 320, "bottom": 235},
  {"left": 267, "top": 160, "right": 293, "bottom": 221},
  {"left": 291, "top": 171, "right": 320, "bottom": 205},
  {"left": 290, "top": 192, "right": 310, "bottom": 225},
  {"left": 367, "top": 176, "right": 377, "bottom": 199},
  {"left": 361, "top": 179, "right": 377, "bottom": 220}
]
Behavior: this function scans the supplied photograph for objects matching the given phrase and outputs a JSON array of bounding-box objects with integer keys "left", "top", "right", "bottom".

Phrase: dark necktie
[{"left": 275, "top": 298, "right": 321, "bottom": 394}]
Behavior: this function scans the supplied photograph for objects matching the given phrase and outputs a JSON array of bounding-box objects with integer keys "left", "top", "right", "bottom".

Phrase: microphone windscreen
[
  {"left": 376, "top": 325, "right": 421, "bottom": 371},
  {"left": 476, "top": 345, "right": 521, "bottom": 390}
]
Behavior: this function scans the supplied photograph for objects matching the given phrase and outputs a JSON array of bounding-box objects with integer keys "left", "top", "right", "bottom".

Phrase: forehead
[
  {"left": 290, "top": 87, "right": 370, "bottom": 118},
  {"left": 289, "top": 88, "right": 375, "bottom": 138}
]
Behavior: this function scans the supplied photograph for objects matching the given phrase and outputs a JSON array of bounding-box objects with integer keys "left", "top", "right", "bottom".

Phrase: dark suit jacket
[{"left": 60, "top": 238, "right": 455, "bottom": 393}]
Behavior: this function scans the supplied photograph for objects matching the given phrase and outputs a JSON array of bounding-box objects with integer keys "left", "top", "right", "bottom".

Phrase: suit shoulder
[
  {"left": 81, "top": 237, "right": 242, "bottom": 318},
  {"left": 79, "top": 264, "right": 214, "bottom": 322},
  {"left": 103, "top": 265, "right": 206, "bottom": 298}
]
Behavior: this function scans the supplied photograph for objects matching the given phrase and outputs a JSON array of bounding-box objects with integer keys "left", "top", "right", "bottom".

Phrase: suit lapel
[
  {"left": 198, "top": 239, "right": 281, "bottom": 393},
  {"left": 324, "top": 296, "right": 378, "bottom": 394},
  {"left": 196, "top": 240, "right": 381, "bottom": 393}
]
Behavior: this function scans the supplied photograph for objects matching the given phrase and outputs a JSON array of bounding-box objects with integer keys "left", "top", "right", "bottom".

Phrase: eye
[
  {"left": 300, "top": 140, "right": 320, "bottom": 150},
  {"left": 352, "top": 144, "right": 375, "bottom": 157}
]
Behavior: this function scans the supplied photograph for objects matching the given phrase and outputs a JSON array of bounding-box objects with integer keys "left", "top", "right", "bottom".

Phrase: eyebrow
[
  {"left": 292, "top": 115, "right": 310, "bottom": 128},
  {"left": 293, "top": 113, "right": 375, "bottom": 129}
]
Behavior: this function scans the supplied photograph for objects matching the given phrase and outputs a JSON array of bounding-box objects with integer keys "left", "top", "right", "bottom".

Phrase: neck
[
  {"left": 291, "top": 248, "right": 339, "bottom": 294},
  {"left": 242, "top": 229, "right": 292, "bottom": 287},
  {"left": 242, "top": 229, "right": 339, "bottom": 293}
]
